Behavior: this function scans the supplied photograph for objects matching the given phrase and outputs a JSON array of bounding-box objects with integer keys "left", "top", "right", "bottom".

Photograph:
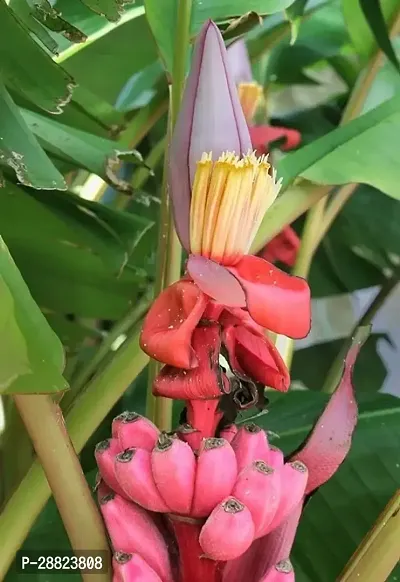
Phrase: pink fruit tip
[
  {"left": 114, "top": 552, "right": 132, "bottom": 565},
  {"left": 253, "top": 460, "right": 274, "bottom": 474},
  {"left": 95, "top": 439, "right": 112, "bottom": 453},
  {"left": 276, "top": 560, "right": 293, "bottom": 574},
  {"left": 115, "top": 411, "right": 141, "bottom": 424},
  {"left": 289, "top": 460, "right": 307, "bottom": 473},
  {"left": 222, "top": 498, "right": 245, "bottom": 514},
  {"left": 116, "top": 448, "right": 136, "bottom": 463},
  {"left": 244, "top": 423, "right": 262, "bottom": 434},
  {"left": 203, "top": 437, "right": 226, "bottom": 450},
  {"left": 99, "top": 492, "right": 115, "bottom": 505},
  {"left": 155, "top": 432, "right": 175, "bottom": 451},
  {"left": 178, "top": 423, "right": 198, "bottom": 434}
]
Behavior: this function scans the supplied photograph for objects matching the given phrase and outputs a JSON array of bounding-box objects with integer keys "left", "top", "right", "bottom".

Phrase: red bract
[
  {"left": 249, "top": 126, "right": 301, "bottom": 155},
  {"left": 140, "top": 280, "right": 207, "bottom": 369},
  {"left": 260, "top": 226, "right": 301, "bottom": 269},
  {"left": 141, "top": 266, "right": 308, "bottom": 381},
  {"left": 187, "top": 254, "right": 310, "bottom": 339},
  {"left": 291, "top": 328, "right": 365, "bottom": 494},
  {"left": 223, "top": 324, "right": 290, "bottom": 392},
  {"left": 153, "top": 324, "right": 229, "bottom": 400},
  {"left": 142, "top": 282, "right": 294, "bottom": 403}
]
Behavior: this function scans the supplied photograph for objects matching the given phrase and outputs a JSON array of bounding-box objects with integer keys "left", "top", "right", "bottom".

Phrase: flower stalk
[
  {"left": 169, "top": 517, "right": 224, "bottom": 582},
  {"left": 13, "top": 395, "right": 110, "bottom": 582},
  {"left": 146, "top": 0, "right": 193, "bottom": 429}
]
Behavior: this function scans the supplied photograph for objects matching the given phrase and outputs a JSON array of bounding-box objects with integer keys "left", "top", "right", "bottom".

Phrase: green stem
[
  {"left": 312, "top": 183, "right": 357, "bottom": 251},
  {"left": 170, "top": 0, "right": 193, "bottom": 128},
  {"left": 147, "top": 0, "right": 192, "bottom": 430},
  {"left": 145, "top": 116, "right": 172, "bottom": 423},
  {"left": 13, "top": 395, "right": 110, "bottom": 582},
  {"left": 281, "top": 198, "right": 328, "bottom": 370},
  {"left": 338, "top": 489, "right": 400, "bottom": 582},
  {"left": 292, "top": 198, "right": 327, "bottom": 279},
  {"left": 0, "top": 329, "right": 148, "bottom": 579},
  {"left": 321, "top": 272, "right": 399, "bottom": 394}
]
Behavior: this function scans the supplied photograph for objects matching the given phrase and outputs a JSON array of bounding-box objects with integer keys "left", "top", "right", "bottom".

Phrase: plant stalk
[
  {"left": 0, "top": 329, "right": 148, "bottom": 579},
  {"left": 145, "top": 110, "right": 172, "bottom": 424},
  {"left": 148, "top": 0, "right": 192, "bottom": 430},
  {"left": 321, "top": 272, "right": 399, "bottom": 394},
  {"left": 169, "top": 517, "right": 224, "bottom": 582},
  {"left": 293, "top": 198, "right": 327, "bottom": 279},
  {"left": 313, "top": 183, "right": 357, "bottom": 250},
  {"left": 13, "top": 395, "right": 110, "bottom": 582},
  {"left": 338, "top": 489, "right": 400, "bottom": 582}
]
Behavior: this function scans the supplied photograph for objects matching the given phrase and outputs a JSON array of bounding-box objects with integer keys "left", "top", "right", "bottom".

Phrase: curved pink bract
[
  {"left": 228, "top": 255, "right": 311, "bottom": 339},
  {"left": 140, "top": 280, "right": 207, "bottom": 369}
]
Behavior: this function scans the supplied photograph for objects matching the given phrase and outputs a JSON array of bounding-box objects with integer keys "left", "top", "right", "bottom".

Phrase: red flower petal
[
  {"left": 291, "top": 327, "right": 369, "bottom": 494},
  {"left": 228, "top": 255, "right": 311, "bottom": 338},
  {"left": 187, "top": 255, "right": 246, "bottom": 307},
  {"left": 249, "top": 125, "right": 301, "bottom": 154},
  {"left": 260, "top": 226, "right": 300, "bottom": 268},
  {"left": 140, "top": 280, "right": 207, "bottom": 368},
  {"left": 223, "top": 325, "right": 290, "bottom": 392},
  {"left": 153, "top": 324, "right": 230, "bottom": 400}
]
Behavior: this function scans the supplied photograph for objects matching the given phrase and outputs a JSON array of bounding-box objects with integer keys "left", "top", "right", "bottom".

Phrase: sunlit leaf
[
  {"left": 21, "top": 109, "right": 148, "bottom": 192},
  {"left": 0, "top": 1, "right": 75, "bottom": 113},
  {"left": 342, "top": 0, "right": 399, "bottom": 63},
  {"left": 279, "top": 94, "right": 400, "bottom": 200},
  {"left": 285, "top": 0, "right": 308, "bottom": 43},
  {"left": 9, "top": 0, "right": 87, "bottom": 54},
  {"left": 0, "top": 83, "right": 66, "bottom": 190},
  {"left": 81, "top": 0, "right": 135, "bottom": 22},
  {"left": 58, "top": 7, "right": 157, "bottom": 105},
  {"left": 359, "top": 0, "right": 400, "bottom": 72}
]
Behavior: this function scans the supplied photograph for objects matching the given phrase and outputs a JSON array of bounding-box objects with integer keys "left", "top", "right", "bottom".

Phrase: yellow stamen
[
  {"left": 237, "top": 82, "right": 263, "bottom": 123},
  {"left": 189, "top": 150, "right": 280, "bottom": 265},
  {"left": 190, "top": 152, "right": 212, "bottom": 255}
]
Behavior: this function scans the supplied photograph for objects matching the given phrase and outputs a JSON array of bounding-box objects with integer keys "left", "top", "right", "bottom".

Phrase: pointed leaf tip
[{"left": 292, "top": 325, "right": 370, "bottom": 494}]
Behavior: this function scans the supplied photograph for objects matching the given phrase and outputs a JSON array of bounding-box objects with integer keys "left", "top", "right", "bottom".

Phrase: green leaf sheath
[{"left": 0, "top": 237, "right": 67, "bottom": 395}]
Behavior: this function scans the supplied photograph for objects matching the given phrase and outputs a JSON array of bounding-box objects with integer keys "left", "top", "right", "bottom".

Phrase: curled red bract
[{"left": 140, "top": 280, "right": 208, "bottom": 369}]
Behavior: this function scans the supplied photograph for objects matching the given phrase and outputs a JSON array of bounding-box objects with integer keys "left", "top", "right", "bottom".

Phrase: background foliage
[{"left": 0, "top": 0, "right": 399, "bottom": 580}]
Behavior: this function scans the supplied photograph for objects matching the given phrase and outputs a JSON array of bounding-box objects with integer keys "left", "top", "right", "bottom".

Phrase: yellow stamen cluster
[
  {"left": 189, "top": 150, "right": 281, "bottom": 265},
  {"left": 237, "top": 82, "right": 263, "bottom": 123}
]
